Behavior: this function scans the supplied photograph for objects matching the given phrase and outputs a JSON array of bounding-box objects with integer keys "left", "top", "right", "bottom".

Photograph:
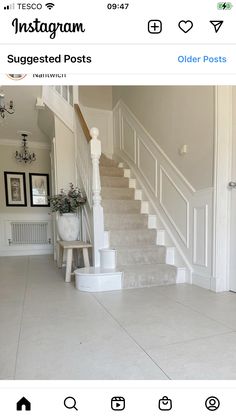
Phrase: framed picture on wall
[
  {"left": 29, "top": 173, "right": 50, "bottom": 207},
  {"left": 4, "top": 172, "right": 27, "bottom": 207}
]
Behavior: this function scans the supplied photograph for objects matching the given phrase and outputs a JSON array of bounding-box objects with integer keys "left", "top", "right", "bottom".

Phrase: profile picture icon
[
  {"left": 205, "top": 396, "right": 220, "bottom": 411},
  {"left": 7, "top": 74, "right": 27, "bottom": 81}
]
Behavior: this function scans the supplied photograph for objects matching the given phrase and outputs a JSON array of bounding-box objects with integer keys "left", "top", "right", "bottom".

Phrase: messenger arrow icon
[{"left": 210, "top": 20, "right": 224, "bottom": 33}]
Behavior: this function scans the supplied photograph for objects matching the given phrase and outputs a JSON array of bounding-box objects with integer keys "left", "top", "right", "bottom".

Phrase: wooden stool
[{"left": 57, "top": 240, "right": 92, "bottom": 283}]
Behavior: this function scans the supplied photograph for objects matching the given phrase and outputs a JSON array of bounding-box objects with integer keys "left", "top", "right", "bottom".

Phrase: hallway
[{"left": 1, "top": 255, "right": 236, "bottom": 380}]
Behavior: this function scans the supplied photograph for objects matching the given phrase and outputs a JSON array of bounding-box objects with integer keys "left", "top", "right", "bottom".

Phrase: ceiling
[{"left": 0, "top": 86, "right": 53, "bottom": 143}]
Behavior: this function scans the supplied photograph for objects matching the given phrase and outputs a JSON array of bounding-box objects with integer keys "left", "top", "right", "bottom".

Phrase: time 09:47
[{"left": 107, "top": 3, "right": 129, "bottom": 9}]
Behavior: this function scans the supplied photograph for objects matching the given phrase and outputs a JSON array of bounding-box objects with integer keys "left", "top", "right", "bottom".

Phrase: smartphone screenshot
[{"left": 0, "top": 0, "right": 236, "bottom": 417}]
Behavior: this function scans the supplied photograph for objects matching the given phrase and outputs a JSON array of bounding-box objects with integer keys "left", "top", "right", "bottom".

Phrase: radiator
[{"left": 10, "top": 222, "right": 49, "bottom": 245}]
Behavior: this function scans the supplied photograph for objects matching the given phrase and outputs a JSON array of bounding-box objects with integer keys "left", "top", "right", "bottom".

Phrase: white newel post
[{"left": 90, "top": 127, "right": 104, "bottom": 267}]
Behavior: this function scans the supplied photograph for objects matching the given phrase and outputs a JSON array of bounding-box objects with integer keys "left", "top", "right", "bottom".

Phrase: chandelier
[
  {"left": 0, "top": 90, "right": 14, "bottom": 119},
  {"left": 15, "top": 134, "right": 36, "bottom": 164}
]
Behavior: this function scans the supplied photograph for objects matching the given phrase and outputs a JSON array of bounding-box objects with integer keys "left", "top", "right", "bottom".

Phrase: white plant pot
[{"left": 57, "top": 213, "right": 80, "bottom": 241}]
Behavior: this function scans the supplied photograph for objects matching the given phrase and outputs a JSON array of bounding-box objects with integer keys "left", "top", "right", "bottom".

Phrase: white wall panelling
[
  {"left": 191, "top": 187, "right": 213, "bottom": 285},
  {"left": 113, "top": 100, "right": 214, "bottom": 288},
  {"left": 122, "top": 116, "right": 136, "bottom": 163},
  {"left": 138, "top": 137, "right": 157, "bottom": 195},
  {"left": 193, "top": 206, "right": 208, "bottom": 268},
  {"left": 160, "top": 166, "right": 189, "bottom": 248}
]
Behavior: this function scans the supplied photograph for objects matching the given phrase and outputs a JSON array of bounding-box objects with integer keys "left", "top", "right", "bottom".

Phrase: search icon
[{"left": 64, "top": 396, "right": 78, "bottom": 411}]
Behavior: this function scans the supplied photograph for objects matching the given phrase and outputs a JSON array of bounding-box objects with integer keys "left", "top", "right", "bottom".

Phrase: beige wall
[
  {"left": 112, "top": 86, "right": 214, "bottom": 190},
  {"left": 0, "top": 144, "right": 51, "bottom": 214},
  {"left": 54, "top": 116, "right": 76, "bottom": 191},
  {"left": 79, "top": 86, "right": 113, "bottom": 110}
]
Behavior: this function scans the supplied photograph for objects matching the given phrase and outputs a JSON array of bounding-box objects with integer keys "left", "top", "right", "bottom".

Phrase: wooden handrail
[{"left": 74, "top": 103, "right": 92, "bottom": 143}]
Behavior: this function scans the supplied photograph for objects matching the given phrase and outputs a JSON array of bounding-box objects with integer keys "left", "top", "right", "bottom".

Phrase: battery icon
[{"left": 217, "top": 2, "right": 233, "bottom": 9}]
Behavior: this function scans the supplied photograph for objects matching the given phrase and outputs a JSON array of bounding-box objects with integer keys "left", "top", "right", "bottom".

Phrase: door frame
[{"left": 212, "top": 86, "right": 233, "bottom": 292}]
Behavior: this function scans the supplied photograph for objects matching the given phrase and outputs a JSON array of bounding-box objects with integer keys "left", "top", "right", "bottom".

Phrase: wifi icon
[{"left": 45, "top": 2, "right": 55, "bottom": 9}]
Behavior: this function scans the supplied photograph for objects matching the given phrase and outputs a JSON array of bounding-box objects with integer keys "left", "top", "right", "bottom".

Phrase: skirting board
[
  {"left": 192, "top": 273, "right": 211, "bottom": 290},
  {"left": 0, "top": 247, "right": 53, "bottom": 257}
]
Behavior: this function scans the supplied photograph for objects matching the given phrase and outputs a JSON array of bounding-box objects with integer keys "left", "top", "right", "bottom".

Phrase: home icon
[{"left": 16, "top": 397, "right": 31, "bottom": 411}]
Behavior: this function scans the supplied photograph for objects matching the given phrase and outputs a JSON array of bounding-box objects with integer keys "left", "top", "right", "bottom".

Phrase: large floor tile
[
  {"left": 158, "top": 284, "right": 236, "bottom": 329},
  {"left": 0, "top": 303, "right": 22, "bottom": 379},
  {"left": 148, "top": 331, "right": 236, "bottom": 379},
  {"left": 15, "top": 311, "right": 167, "bottom": 380},
  {"left": 1, "top": 255, "right": 236, "bottom": 380},
  {"left": 93, "top": 289, "right": 231, "bottom": 347}
]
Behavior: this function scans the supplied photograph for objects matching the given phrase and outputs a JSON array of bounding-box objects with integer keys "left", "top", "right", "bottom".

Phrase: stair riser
[
  {"left": 109, "top": 230, "right": 157, "bottom": 246},
  {"left": 104, "top": 214, "right": 148, "bottom": 230},
  {"left": 100, "top": 167, "right": 124, "bottom": 177},
  {"left": 100, "top": 158, "right": 118, "bottom": 168},
  {"left": 122, "top": 274, "right": 176, "bottom": 289},
  {"left": 101, "top": 177, "right": 129, "bottom": 188},
  {"left": 105, "top": 220, "right": 148, "bottom": 230},
  {"left": 102, "top": 188, "right": 134, "bottom": 200},
  {"left": 117, "top": 248, "right": 166, "bottom": 265},
  {"left": 103, "top": 201, "right": 141, "bottom": 214},
  {"left": 122, "top": 266, "right": 177, "bottom": 289}
]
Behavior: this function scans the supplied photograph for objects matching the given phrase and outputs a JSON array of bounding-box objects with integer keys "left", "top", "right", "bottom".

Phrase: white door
[{"left": 229, "top": 88, "right": 236, "bottom": 292}]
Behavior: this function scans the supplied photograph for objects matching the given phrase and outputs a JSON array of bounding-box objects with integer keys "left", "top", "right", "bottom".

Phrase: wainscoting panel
[
  {"left": 113, "top": 106, "right": 121, "bottom": 151},
  {"left": 160, "top": 167, "right": 189, "bottom": 247},
  {"left": 122, "top": 116, "right": 136, "bottom": 163},
  {"left": 138, "top": 137, "right": 157, "bottom": 195},
  {"left": 113, "top": 100, "right": 214, "bottom": 287},
  {"left": 193, "top": 205, "right": 208, "bottom": 267},
  {"left": 191, "top": 187, "right": 213, "bottom": 281}
]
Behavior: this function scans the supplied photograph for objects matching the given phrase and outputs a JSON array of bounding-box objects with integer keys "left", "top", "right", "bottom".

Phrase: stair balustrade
[{"left": 74, "top": 104, "right": 105, "bottom": 267}]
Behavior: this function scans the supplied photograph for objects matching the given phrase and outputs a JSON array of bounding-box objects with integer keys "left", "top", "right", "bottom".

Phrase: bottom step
[
  {"left": 119, "top": 263, "right": 178, "bottom": 289},
  {"left": 74, "top": 267, "right": 123, "bottom": 292}
]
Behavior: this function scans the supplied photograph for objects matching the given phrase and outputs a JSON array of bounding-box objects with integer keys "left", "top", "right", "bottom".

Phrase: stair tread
[
  {"left": 103, "top": 199, "right": 140, "bottom": 202},
  {"left": 100, "top": 166, "right": 123, "bottom": 170},
  {"left": 118, "top": 263, "right": 177, "bottom": 272},
  {"left": 102, "top": 186, "right": 133, "bottom": 191},
  {"left": 110, "top": 228, "right": 156, "bottom": 233},
  {"left": 113, "top": 245, "right": 166, "bottom": 250},
  {"left": 101, "top": 176, "right": 126, "bottom": 179},
  {"left": 74, "top": 267, "right": 122, "bottom": 275}
]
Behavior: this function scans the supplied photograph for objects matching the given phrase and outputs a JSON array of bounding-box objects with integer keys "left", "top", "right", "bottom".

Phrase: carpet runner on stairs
[{"left": 100, "top": 154, "right": 178, "bottom": 289}]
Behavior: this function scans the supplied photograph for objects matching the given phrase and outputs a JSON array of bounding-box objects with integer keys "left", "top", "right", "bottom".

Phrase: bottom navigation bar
[{"left": 0, "top": 381, "right": 235, "bottom": 418}]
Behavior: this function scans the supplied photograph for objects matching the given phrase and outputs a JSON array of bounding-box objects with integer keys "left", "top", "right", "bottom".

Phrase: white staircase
[
  {"left": 42, "top": 87, "right": 186, "bottom": 292},
  {"left": 75, "top": 148, "right": 186, "bottom": 292},
  {"left": 98, "top": 154, "right": 185, "bottom": 289}
]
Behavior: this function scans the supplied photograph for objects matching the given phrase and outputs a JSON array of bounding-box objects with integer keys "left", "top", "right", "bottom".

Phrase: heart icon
[{"left": 178, "top": 20, "right": 193, "bottom": 33}]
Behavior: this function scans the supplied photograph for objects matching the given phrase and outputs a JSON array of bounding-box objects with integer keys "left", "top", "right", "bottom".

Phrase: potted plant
[{"left": 49, "top": 183, "right": 86, "bottom": 241}]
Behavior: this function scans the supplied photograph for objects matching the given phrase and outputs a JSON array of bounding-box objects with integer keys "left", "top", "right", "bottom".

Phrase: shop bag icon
[{"left": 158, "top": 396, "right": 172, "bottom": 411}]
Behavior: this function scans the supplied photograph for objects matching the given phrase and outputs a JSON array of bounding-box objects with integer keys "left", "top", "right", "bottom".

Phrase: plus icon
[{"left": 148, "top": 20, "right": 162, "bottom": 34}]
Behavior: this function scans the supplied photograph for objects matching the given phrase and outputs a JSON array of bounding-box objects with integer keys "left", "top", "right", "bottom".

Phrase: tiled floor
[{"left": 1, "top": 255, "right": 236, "bottom": 380}]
